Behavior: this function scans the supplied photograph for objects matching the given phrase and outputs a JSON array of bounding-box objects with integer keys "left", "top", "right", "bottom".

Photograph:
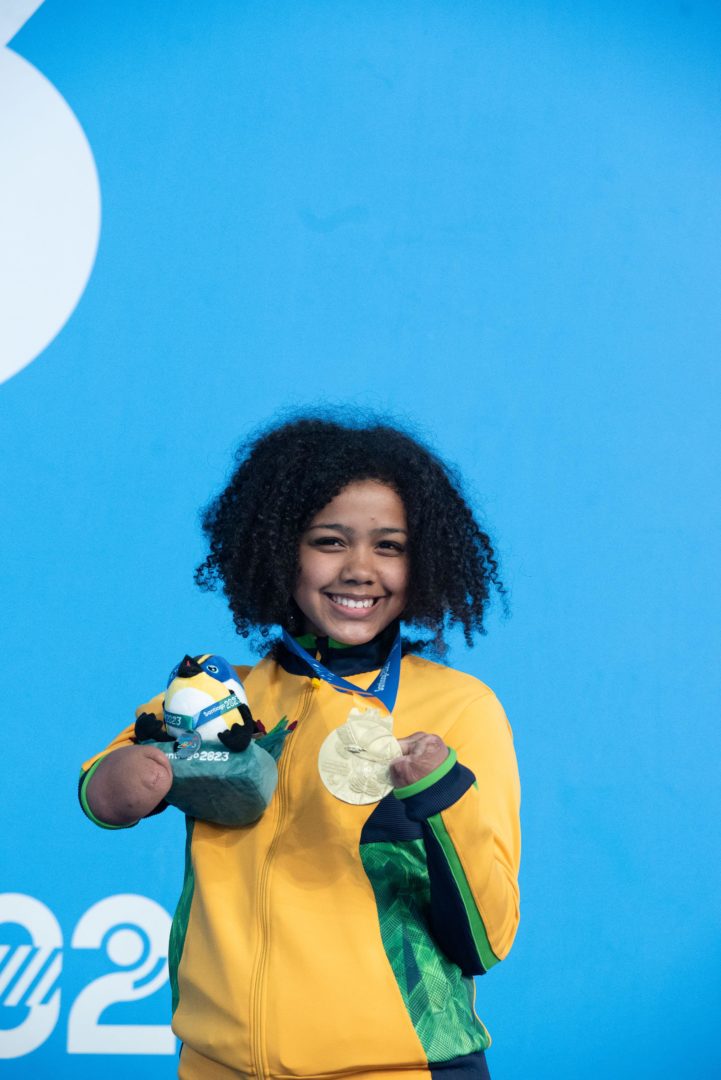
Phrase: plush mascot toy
[{"left": 134, "top": 653, "right": 278, "bottom": 827}]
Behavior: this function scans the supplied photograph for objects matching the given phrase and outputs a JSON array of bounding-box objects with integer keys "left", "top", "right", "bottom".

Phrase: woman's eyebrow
[
  {"left": 306, "top": 524, "right": 407, "bottom": 536},
  {"left": 307, "top": 522, "right": 354, "bottom": 534}
]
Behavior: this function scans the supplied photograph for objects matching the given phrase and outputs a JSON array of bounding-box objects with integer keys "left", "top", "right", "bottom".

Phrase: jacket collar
[{"left": 276, "top": 619, "right": 400, "bottom": 677}]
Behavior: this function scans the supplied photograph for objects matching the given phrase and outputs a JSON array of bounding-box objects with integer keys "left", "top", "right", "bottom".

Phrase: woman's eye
[
  {"left": 378, "top": 541, "right": 405, "bottom": 553},
  {"left": 312, "top": 536, "right": 344, "bottom": 547}
]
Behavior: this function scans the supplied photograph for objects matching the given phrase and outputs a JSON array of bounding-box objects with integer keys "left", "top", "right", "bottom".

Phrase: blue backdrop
[{"left": 2, "top": 1, "right": 720, "bottom": 1076}]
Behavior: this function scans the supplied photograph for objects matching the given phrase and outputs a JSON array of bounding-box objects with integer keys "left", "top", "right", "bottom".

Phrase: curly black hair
[{"left": 195, "top": 413, "right": 505, "bottom": 651}]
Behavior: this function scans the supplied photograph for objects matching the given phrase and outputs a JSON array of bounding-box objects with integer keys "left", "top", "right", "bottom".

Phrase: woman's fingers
[{"left": 390, "top": 732, "right": 449, "bottom": 788}]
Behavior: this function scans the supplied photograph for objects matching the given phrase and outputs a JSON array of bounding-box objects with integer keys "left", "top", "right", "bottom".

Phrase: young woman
[{"left": 80, "top": 415, "right": 521, "bottom": 1080}]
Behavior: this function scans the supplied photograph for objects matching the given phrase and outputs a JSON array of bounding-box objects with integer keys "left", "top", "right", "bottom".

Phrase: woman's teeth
[{"left": 329, "top": 595, "right": 378, "bottom": 609}]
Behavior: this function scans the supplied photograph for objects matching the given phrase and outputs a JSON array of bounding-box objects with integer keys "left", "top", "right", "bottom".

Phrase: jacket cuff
[
  {"left": 79, "top": 757, "right": 139, "bottom": 830},
  {"left": 393, "top": 749, "right": 476, "bottom": 820}
]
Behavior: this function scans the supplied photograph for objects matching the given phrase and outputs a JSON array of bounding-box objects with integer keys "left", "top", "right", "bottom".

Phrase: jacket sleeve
[
  {"left": 78, "top": 691, "right": 167, "bottom": 829},
  {"left": 393, "top": 691, "right": 521, "bottom": 975}
]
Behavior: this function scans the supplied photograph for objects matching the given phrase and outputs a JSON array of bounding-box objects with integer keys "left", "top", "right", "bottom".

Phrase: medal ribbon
[
  {"left": 281, "top": 628, "right": 402, "bottom": 713},
  {"left": 164, "top": 693, "right": 240, "bottom": 730}
]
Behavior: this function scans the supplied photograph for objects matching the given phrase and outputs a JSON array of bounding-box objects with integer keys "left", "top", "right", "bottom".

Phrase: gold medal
[{"left": 318, "top": 704, "right": 401, "bottom": 805}]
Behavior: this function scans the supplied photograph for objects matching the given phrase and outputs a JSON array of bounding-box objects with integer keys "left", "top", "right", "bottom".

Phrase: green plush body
[{"left": 143, "top": 738, "right": 278, "bottom": 826}]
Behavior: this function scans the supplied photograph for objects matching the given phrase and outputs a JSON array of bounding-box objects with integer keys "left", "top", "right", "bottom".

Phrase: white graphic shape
[
  {"left": 0, "top": 2, "right": 45, "bottom": 45},
  {"left": 0, "top": 2, "right": 101, "bottom": 385},
  {"left": 67, "top": 894, "right": 175, "bottom": 1055},
  {"left": 0, "top": 893, "right": 63, "bottom": 1059}
]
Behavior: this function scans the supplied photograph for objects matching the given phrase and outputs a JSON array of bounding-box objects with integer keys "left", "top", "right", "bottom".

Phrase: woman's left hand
[{"left": 390, "top": 732, "right": 449, "bottom": 788}]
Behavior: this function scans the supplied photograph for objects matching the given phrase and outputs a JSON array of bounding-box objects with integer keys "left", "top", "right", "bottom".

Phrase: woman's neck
[{"left": 279, "top": 619, "right": 400, "bottom": 677}]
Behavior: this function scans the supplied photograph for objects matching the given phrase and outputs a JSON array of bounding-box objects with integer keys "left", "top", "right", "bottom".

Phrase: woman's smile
[{"left": 326, "top": 593, "right": 383, "bottom": 611}]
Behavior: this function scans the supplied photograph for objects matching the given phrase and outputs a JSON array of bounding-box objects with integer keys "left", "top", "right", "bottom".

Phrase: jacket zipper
[{"left": 249, "top": 678, "right": 318, "bottom": 1078}]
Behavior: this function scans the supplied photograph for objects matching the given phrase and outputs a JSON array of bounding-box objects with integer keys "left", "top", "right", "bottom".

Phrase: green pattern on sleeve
[
  {"left": 360, "top": 839, "right": 490, "bottom": 1061},
  {"left": 427, "top": 813, "right": 500, "bottom": 972},
  {"left": 168, "top": 817, "right": 196, "bottom": 1016}
]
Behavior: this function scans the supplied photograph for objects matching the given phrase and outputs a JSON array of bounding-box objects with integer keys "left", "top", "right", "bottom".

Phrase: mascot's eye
[{"left": 206, "top": 664, "right": 219, "bottom": 674}]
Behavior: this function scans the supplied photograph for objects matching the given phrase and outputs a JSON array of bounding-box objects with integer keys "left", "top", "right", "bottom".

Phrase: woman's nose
[{"left": 340, "top": 547, "right": 375, "bottom": 584}]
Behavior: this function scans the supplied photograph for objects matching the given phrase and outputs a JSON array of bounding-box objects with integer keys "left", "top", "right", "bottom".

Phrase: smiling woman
[
  {"left": 80, "top": 412, "right": 520, "bottom": 1080},
  {"left": 194, "top": 414, "right": 504, "bottom": 650}
]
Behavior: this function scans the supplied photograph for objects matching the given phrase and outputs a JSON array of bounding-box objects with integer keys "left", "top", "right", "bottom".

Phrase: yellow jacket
[{"left": 80, "top": 646, "right": 521, "bottom": 1080}]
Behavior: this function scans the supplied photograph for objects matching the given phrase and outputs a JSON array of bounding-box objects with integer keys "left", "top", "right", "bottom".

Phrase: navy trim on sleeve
[
  {"left": 398, "top": 762, "right": 476, "bottom": 822},
  {"left": 422, "top": 821, "right": 488, "bottom": 976},
  {"left": 431, "top": 1050, "right": 491, "bottom": 1079},
  {"left": 360, "top": 793, "right": 424, "bottom": 843}
]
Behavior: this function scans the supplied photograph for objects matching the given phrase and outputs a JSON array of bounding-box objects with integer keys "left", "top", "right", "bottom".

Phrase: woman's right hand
[{"left": 86, "top": 745, "right": 173, "bottom": 826}]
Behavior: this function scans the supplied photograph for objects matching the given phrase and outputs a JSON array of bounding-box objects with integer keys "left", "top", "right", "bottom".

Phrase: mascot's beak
[{"left": 177, "top": 654, "right": 203, "bottom": 678}]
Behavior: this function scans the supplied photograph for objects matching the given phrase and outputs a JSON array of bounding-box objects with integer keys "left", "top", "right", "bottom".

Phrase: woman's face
[{"left": 293, "top": 480, "right": 409, "bottom": 646}]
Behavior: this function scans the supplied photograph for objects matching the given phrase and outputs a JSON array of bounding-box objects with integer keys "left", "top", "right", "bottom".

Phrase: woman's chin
[
  {"left": 329, "top": 623, "right": 379, "bottom": 645},
  {"left": 314, "top": 615, "right": 379, "bottom": 645},
  {"left": 302, "top": 609, "right": 389, "bottom": 645}
]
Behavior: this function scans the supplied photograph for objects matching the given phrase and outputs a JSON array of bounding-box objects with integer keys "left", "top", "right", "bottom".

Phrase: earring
[{"left": 286, "top": 601, "right": 301, "bottom": 632}]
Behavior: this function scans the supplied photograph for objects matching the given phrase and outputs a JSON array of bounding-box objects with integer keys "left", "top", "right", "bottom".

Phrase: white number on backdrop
[
  {"left": 0, "top": 893, "right": 175, "bottom": 1058},
  {"left": 0, "top": 894, "right": 62, "bottom": 1059},
  {"left": 67, "top": 895, "right": 174, "bottom": 1055}
]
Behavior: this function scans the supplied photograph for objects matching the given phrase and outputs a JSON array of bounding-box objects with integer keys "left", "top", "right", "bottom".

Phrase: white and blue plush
[
  {"left": 134, "top": 653, "right": 277, "bottom": 827},
  {"left": 162, "top": 653, "right": 254, "bottom": 750}
]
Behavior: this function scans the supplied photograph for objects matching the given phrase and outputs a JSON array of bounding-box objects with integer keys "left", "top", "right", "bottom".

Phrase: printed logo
[
  {"left": 164, "top": 711, "right": 185, "bottom": 729},
  {"left": 0, "top": 893, "right": 175, "bottom": 1058},
  {"left": 0, "top": 893, "right": 62, "bottom": 1059},
  {"left": 174, "top": 731, "right": 202, "bottom": 758}
]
